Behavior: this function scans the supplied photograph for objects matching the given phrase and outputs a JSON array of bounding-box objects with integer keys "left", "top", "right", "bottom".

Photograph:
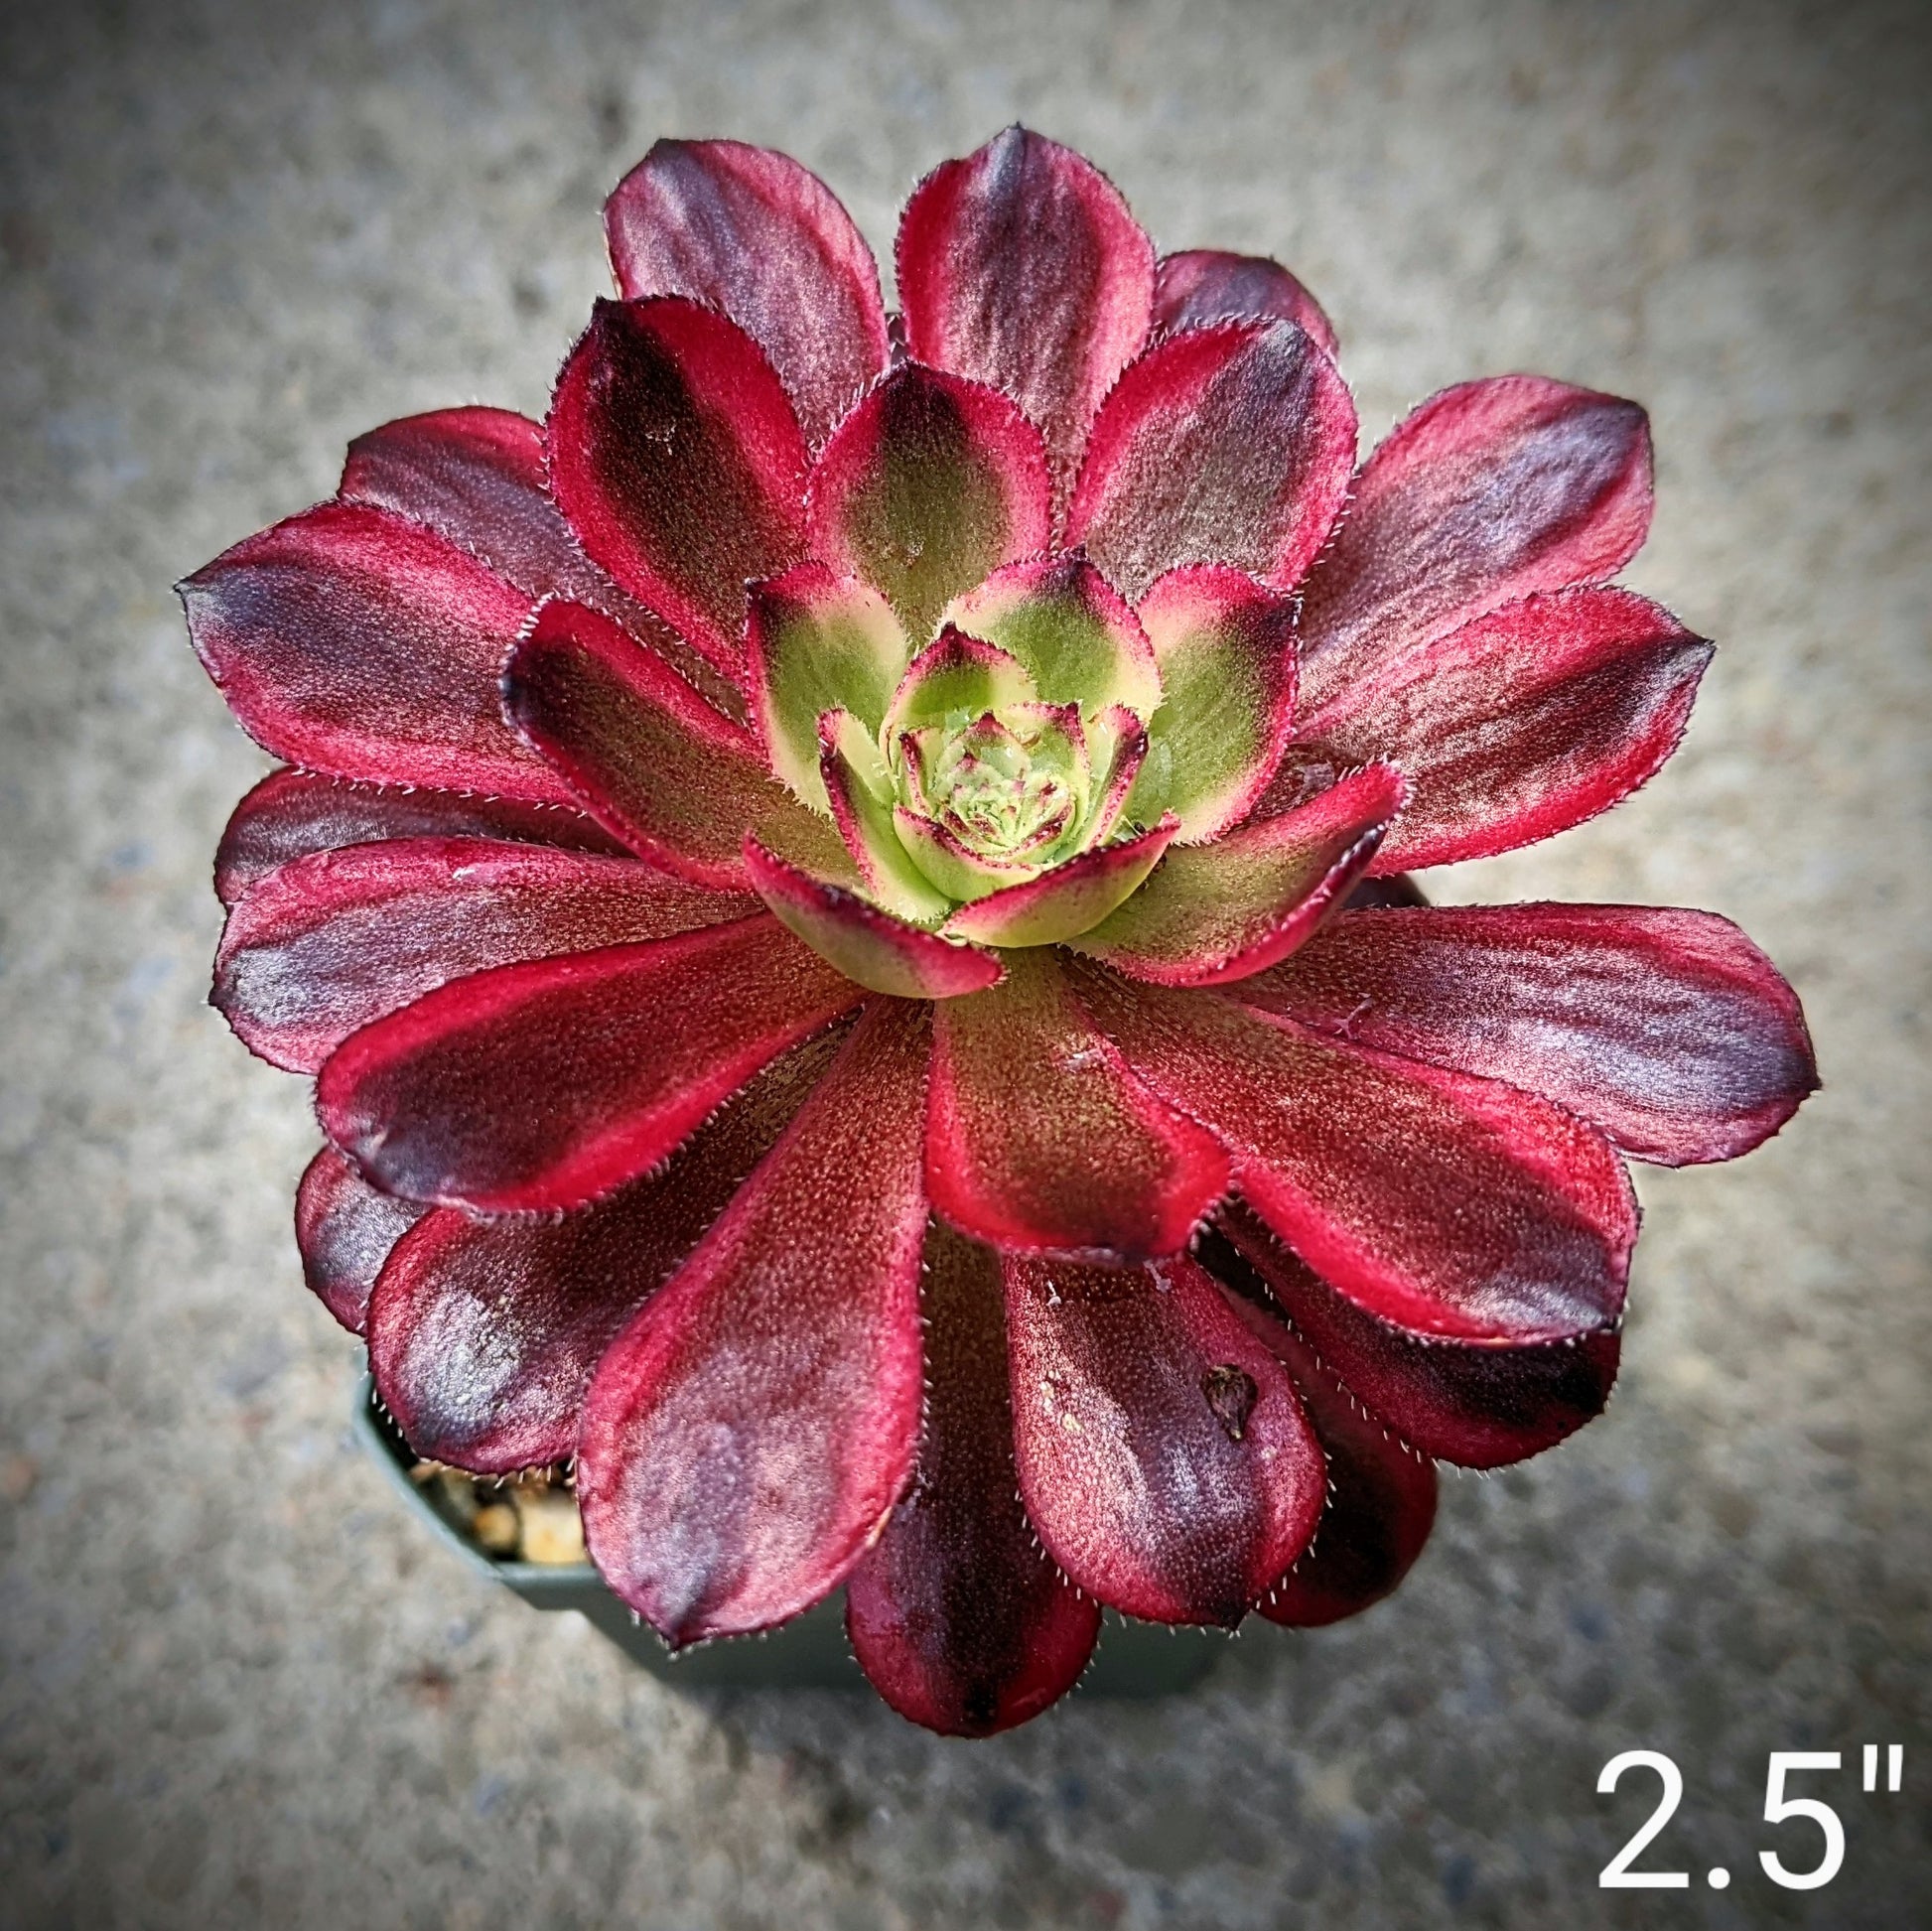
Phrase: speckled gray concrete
[{"left": 2, "top": 1, "right": 1927, "bottom": 1925}]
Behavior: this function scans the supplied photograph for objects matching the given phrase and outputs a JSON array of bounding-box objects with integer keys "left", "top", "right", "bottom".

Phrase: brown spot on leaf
[{"left": 1202, "top": 1364, "right": 1259, "bottom": 1442}]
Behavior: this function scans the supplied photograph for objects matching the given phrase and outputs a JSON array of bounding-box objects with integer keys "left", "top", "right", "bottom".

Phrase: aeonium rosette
[{"left": 183, "top": 128, "right": 1817, "bottom": 1735}]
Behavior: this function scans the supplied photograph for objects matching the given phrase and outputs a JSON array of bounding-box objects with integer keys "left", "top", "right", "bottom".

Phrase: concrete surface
[{"left": 1, "top": 1, "right": 1928, "bottom": 1925}]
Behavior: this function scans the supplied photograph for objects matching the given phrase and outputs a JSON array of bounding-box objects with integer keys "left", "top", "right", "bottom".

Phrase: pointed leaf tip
[
  {"left": 943, "top": 816, "right": 1178, "bottom": 948},
  {"left": 606, "top": 139, "right": 890, "bottom": 452},
  {"left": 546, "top": 296, "right": 810, "bottom": 675},
  {"left": 925, "top": 947, "right": 1231, "bottom": 1263},
  {"left": 1073, "top": 764, "right": 1404, "bottom": 987},
  {"left": 743, "top": 836, "right": 1004, "bottom": 999},
  {"left": 897, "top": 128, "right": 1155, "bottom": 505},
  {"left": 1154, "top": 249, "right": 1338, "bottom": 357},
  {"left": 746, "top": 564, "right": 910, "bottom": 810},
  {"left": 1068, "top": 318, "right": 1357, "bottom": 602},
  {"left": 1237, "top": 901, "right": 1818, "bottom": 1165},
  {"left": 807, "top": 361, "right": 1052, "bottom": 645},
  {"left": 1126, "top": 564, "right": 1300, "bottom": 844},
  {"left": 1297, "top": 373, "right": 1654, "bottom": 706},
  {"left": 181, "top": 501, "right": 572, "bottom": 802},
  {"left": 1276, "top": 586, "right": 1710, "bottom": 873}
]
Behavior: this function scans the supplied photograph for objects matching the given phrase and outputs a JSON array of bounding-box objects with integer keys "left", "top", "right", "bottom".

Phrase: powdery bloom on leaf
[{"left": 183, "top": 126, "right": 1818, "bottom": 1737}]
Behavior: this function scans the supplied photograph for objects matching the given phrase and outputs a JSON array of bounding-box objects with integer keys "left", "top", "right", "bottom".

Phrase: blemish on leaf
[{"left": 1201, "top": 1363, "right": 1258, "bottom": 1441}]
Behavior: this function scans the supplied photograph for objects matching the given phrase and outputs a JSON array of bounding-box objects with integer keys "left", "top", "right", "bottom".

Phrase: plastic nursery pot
[{"left": 354, "top": 1376, "right": 1224, "bottom": 1697}]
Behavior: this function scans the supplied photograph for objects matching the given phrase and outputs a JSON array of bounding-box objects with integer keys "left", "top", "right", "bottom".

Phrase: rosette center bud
[
  {"left": 795, "top": 554, "right": 1183, "bottom": 954},
  {"left": 899, "top": 704, "right": 1084, "bottom": 866}
]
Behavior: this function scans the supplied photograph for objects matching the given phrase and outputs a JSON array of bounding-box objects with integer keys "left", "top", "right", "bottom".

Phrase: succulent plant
[{"left": 185, "top": 128, "right": 1816, "bottom": 1734}]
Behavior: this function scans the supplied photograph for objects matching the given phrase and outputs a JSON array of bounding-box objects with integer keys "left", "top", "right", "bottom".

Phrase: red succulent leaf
[
  {"left": 943, "top": 552, "right": 1161, "bottom": 718},
  {"left": 1072, "top": 763, "right": 1402, "bottom": 987},
  {"left": 546, "top": 296, "right": 809, "bottom": 676},
  {"left": 341, "top": 404, "right": 586, "bottom": 591},
  {"left": 503, "top": 597, "right": 854, "bottom": 890},
  {"left": 1127, "top": 564, "right": 1300, "bottom": 846},
  {"left": 1004, "top": 1250, "right": 1325, "bottom": 1625},
  {"left": 212, "top": 767, "right": 626, "bottom": 908},
  {"left": 179, "top": 501, "right": 572, "bottom": 802},
  {"left": 744, "top": 564, "right": 910, "bottom": 808},
  {"left": 315, "top": 915, "right": 861, "bottom": 1214},
  {"left": 577, "top": 1000, "right": 931, "bottom": 1645},
  {"left": 366, "top": 1033, "right": 843, "bottom": 1472},
  {"left": 897, "top": 127, "right": 1155, "bottom": 512},
  {"left": 1066, "top": 318, "right": 1357, "bottom": 602},
  {"left": 294, "top": 1146, "right": 427, "bottom": 1335},
  {"left": 807, "top": 362, "right": 1052, "bottom": 645},
  {"left": 890, "top": 804, "right": 1032, "bottom": 904},
  {"left": 605, "top": 139, "right": 891, "bottom": 453},
  {"left": 817, "top": 709, "right": 957, "bottom": 923},
  {"left": 846, "top": 1223, "right": 1101, "bottom": 1736},
  {"left": 925, "top": 947, "right": 1231, "bottom": 1264},
  {"left": 215, "top": 838, "right": 753, "bottom": 1073},
  {"left": 1216, "top": 1206, "right": 1620, "bottom": 1469},
  {"left": 1152, "top": 248, "right": 1339, "bottom": 357},
  {"left": 881, "top": 621, "right": 1040, "bottom": 731},
  {"left": 742, "top": 837, "right": 1005, "bottom": 1000},
  {"left": 1210, "top": 1266, "right": 1438, "bottom": 1625},
  {"left": 339, "top": 404, "right": 737, "bottom": 715},
  {"left": 1297, "top": 375, "right": 1654, "bottom": 711},
  {"left": 1236, "top": 902, "right": 1818, "bottom": 1166},
  {"left": 941, "top": 816, "right": 1178, "bottom": 948},
  {"left": 1268, "top": 586, "right": 1712, "bottom": 872},
  {"left": 1075, "top": 969, "right": 1636, "bottom": 1344},
  {"left": 1086, "top": 702, "right": 1150, "bottom": 837}
]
